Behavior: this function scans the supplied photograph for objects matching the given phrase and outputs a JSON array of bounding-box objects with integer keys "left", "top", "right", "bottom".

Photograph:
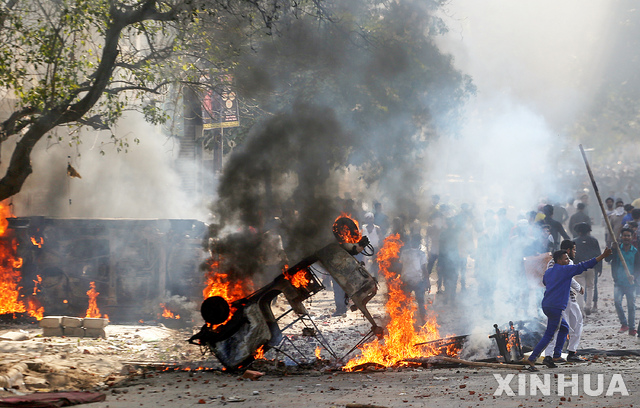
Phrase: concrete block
[
  {"left": 42, "top": 328, "right": 63, "bottom": 337},
  {"left": 82, "top": 318, "right": 109, "bottom": 329},
  {"left": 63, "top": 327, "right": 85, "bottom": 337},
  {"left": 61, "top": 317, "right": 83, "bottom": 328},
  {"left": 84, "top": 328, "right": 106, "bottom": 339},
  {"left": 39, "top": 316, "right": 63, "bottom": 328}
]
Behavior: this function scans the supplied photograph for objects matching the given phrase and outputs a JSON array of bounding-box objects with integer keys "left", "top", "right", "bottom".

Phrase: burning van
[{"left": 6, "top": 217, "right": 207, "bottom": 322}]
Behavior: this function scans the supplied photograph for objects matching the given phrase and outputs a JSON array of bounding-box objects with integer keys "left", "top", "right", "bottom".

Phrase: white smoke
[
  {"left": 5, "top": 112, "right": 208, "bottom": 220},
  {"left": 425, "top": 0, "right": 615, "bottom": 211}
]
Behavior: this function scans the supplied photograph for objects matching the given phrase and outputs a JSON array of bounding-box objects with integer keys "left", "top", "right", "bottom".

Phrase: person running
[{"left": 524, "top": 246, "right": 612, "bottom": 370}]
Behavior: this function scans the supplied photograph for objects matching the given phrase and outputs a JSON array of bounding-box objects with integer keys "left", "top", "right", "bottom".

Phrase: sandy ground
[{"left": 2, "top": 227, "right": 640, "bottom": 408}]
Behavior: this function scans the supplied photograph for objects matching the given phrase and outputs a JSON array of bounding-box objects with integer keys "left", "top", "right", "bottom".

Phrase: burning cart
[{"left": 189, "top": 216, "right": 382, "bottom": 370}]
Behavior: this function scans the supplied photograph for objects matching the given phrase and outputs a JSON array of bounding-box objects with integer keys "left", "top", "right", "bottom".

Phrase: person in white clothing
[{"left": 542, "top": 239, "right": 586, "bottom": 366}]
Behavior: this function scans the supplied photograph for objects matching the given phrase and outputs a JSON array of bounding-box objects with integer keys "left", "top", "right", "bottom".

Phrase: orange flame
[
  {"left": 333, "top": 213, "right": 362, "bottom": 244},
  {"left": 315, "top": 346, "right": 321, "bottom": 359},
  {"left": 506, "top": 332, "right": 517, "bottom": 352},
  {"left": 32, "top": 275, "right": 42, "bottom": 296},
  {"left": 284, "top": 268, "right": 310, "bottom": 289},
  {"left": 27, "top": 298, "right": 44, "bottom": 320},
  {"left": 203, "top": 259, "right": 253, "bottom": 330},
  {"left": 343, "top": 234, "right": 457, "bottom": 371},
  {"left": 30, "top": 236, "right": 43, "bottom": 248},
  {"left": 85, "top": 281, "right": 104, "bottom": 318},
  {"left": 160, "top": 303, "right": 180, "bottom": 319},
  {"left": 203, "top": 260, "right": 253, "bottom": 300},
  {"left": 28, "top": 274, "right": 44, "bottom": 320},
  {"left": 0, "top": 202, "right": 27, "bottom": 315},
  {"left": 254, "top": 345, "right": 266, "bottom": 360}
]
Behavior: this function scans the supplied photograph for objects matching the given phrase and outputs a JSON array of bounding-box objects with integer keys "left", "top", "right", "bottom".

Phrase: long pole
[{"left": 579, "top": 144, "right": 633, "bottom": 283}]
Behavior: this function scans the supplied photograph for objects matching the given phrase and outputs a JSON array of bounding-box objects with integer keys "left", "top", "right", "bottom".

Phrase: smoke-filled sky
[
  {"left": 426, "top": 0, "right": 616, "bottom": 212},
  {"left": 438, "top": 0, "right": 612, "bottom": 127}
]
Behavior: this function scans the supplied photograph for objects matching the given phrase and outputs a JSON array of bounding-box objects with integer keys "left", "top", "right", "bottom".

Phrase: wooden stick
[{"left": 579, "top": 145, "right": 633, "bottom": 283}]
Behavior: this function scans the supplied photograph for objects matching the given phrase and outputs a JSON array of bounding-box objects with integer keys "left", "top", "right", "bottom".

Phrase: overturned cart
[{"left": 189, "top": 228, "right": 381, "bottom": 369}]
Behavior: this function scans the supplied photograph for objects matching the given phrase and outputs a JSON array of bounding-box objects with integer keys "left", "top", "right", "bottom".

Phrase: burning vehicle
[
  {"left": 2, "top": 215, "right": 206, "bottom": 323},
  {"left": 189, "top": 214, "right": 470, "bottom": 371},
  {"left": 189, "top": 215, "right": 382, "bottom": 369}
]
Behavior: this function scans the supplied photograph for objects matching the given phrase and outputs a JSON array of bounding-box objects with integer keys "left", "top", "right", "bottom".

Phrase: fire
[
  {"left": 27, "top": 298, "right": 44, "bottom": 320},
  {"left": 254, "top": 345, "right": 266, "bottom": 360},
  {"left": 343, "top": 234, "right": 457, "bottom": 371},
  {"left": 85, "top": 281, "right": 105, "bottom": 318},
  {"left": 203, "top": 259, "right": 253, "bottom": 329},
  {"left": 0, "top": 201, "right": 26, "bottom": 315},
  {"left": 203, "top": 260, "right": 253, "bottom": 301},
  {"left": 332, "top": 213, "right": 361, "bottom": 244},
  {"left": 32, "top": 275, "right": 42, "bottom": 295},
  {"left": 30, "top": 236, "right": 43, "bottom": 248},
  {"left": 315, "top": 346, "right": 321, "bottom": 359},
  {"left": 160, "top": 303, "right": 180, "bottom": 319},
  {"left": 284, "top": 268, "right": 310, "bottom": 289},
  {"left": 506, "top": 332, "right": 517, "bottom": 352},
  {"left": 28, "top": 275, "right": 44, "bottom": 320}
]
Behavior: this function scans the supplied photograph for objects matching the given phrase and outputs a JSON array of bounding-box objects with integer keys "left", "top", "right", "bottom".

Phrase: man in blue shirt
[
  {"left": 607, "top": 228, "right": 640, "bottom": 336},
  {"left": 525, "top": 246, "right": 612, "bottom": 370}
]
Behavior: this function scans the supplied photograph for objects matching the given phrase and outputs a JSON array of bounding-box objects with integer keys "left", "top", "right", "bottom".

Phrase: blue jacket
[{"left": 542, "top": 258, "right": 597, "bottom": 310}]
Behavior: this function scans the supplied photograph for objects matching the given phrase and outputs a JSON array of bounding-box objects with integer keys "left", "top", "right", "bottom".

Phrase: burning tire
[{"left": 200, "top": 296, "right": 230, "bottom": 325}]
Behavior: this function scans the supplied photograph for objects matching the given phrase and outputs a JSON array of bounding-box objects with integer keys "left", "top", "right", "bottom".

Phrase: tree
[
  {"left": 0, "top": 0, "right": 301, "bottom": 202},
  {"left": 0, "top": 0, "right": 201, "bottom": 200}
]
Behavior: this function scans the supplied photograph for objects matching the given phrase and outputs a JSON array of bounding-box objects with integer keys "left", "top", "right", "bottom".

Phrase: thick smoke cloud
[{"left": 209, "top": 1, "right": 473, "bottom": 279}]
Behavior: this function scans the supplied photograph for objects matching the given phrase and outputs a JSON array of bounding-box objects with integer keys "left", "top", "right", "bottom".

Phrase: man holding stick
[
  {"left": 542, "top": 240, "right": 585, "bottom": 365},
  {"left": 525, "top": 246, "right": 612, "bottom": 370}
]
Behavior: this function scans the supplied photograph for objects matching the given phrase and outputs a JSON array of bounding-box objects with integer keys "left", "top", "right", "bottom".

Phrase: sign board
[{"left": 202, "top": 84, "right": 240, "bottom": 130}]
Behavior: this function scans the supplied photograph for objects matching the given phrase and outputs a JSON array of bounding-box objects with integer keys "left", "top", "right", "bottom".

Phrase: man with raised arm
[{"left": 525, "top": 246, "right": 612, "bottom": 370}]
